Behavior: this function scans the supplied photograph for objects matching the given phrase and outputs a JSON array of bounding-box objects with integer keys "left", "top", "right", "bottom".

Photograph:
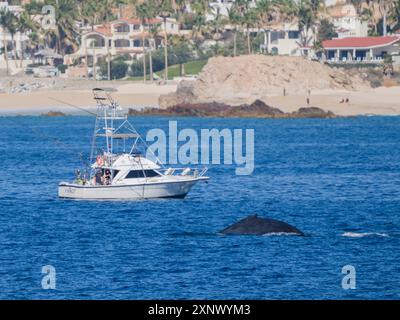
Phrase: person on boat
[
  {"left": 103, "top": 169, "right": 111, "bottom": 185},
  {"left": 75, "top": 169, "right": 84, "bottom": 185},
  {"left": 95, "top": 169, "right": 103, "bottom": 185},
  {"left": 81, "top": 173, "right": 87, "bottom": 185}
]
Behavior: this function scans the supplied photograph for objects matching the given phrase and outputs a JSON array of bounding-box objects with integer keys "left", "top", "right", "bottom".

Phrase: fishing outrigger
[{"left": 58, "top": 88, "right": 208, "bottom": 199}]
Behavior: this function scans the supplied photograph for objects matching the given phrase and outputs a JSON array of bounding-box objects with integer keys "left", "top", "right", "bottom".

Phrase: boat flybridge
[{"left": 58, "top": 88, "right": 208, "bottom": 200}]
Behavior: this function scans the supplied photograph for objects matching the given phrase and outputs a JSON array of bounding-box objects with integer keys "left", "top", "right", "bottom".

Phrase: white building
[
  {"left": 327, "top": 1, "right": 368, "bottom": 38},
  {"left": 261, "top": 22, "right": 316, "bottom": 57},
  {"left": 65, "top": 17, "right": 182, "bottom": 67}
]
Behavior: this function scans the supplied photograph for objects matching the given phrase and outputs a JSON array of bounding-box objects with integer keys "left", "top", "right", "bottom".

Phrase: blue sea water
[{"left": 0, "top": 115, "right": 399, "bottom": 299}]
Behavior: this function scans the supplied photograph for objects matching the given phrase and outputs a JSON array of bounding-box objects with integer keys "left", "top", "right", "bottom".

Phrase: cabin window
[
  {"left": 144, "top": 170, "right": 160, "bottom": 177},
  {"left": 125, "top": 170, "right": 159, "bottom": 179},
  {"left": 126, "top": 170, "right": 145, "bottom": 178},
  {"left": 112, "top": 170, "right": 120, "bottom": 178}
]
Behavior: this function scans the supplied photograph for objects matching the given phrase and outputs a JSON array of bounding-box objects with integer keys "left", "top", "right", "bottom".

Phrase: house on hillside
[
  {"left": 260, "top": 22, "right": 316, "bottom": 57},
  {"left": 65, "top": 17, "right": 182, "bottom": 70},
  {"left": 327, "top": 1, "right": 368, "bottom": 38}
]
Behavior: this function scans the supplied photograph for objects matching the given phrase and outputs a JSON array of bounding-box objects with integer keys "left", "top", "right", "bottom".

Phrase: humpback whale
[{"left": 220, "top": 214, "right": 304, "bottom": 236}]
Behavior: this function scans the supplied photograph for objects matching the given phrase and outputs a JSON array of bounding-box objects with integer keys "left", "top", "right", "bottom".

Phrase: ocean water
[{"left": 0, "top": 115, "right": 399, "bottom": 299}]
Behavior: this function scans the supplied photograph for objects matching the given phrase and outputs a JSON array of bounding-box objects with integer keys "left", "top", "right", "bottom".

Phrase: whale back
[{"left": 220, "top": 214, "right": 304, "bottom": 236}]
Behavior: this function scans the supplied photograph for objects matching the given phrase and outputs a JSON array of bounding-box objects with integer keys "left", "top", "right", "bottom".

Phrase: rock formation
[
  {"left": 159, "top": 55, "right": 370, "bottom": 108},
  {"left": 129, "top": 99, "right": 336, "bottom": 119}
]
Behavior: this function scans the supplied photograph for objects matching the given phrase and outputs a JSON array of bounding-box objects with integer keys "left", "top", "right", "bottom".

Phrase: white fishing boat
[{"left": 58, "top": 88, "right": 208, "bottom": 200}]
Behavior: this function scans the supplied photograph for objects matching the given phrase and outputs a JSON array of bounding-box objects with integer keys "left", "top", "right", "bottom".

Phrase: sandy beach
[
  {"left": 265, "top": 86, "right": 400, "bottom": 116},
  {"left": 0, "top": 79, "right": 399, "bottom": 116},
  {"left": 0, "top": 81, "right": 178, "bottom": 115}
]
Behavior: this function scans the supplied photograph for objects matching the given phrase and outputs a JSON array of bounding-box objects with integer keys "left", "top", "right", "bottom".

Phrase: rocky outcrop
[
  {"left": 159, "top": 55, "right": 370, "bottom": 108},
  {"left": 227, "top": 99, "right": 285, "bottom": 117},
  {"left": 129, "top": 100, "right": 336, "bottom": 119},
  {"left": 41, "top": 111, "right": 67, "bottom": 117},
  {"left": 158, "top": 80, "right": 197, "bottom": 108},
  {"left": 290, "top": 107, "right": 336, "bottom": 118}
]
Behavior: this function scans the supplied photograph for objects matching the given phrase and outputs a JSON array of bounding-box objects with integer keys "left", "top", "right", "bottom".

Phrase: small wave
[
  {"left": 262, "top": 232, "right": 301, "bottom": 236},
  {"left": 342, "top": 232, "right": 389, "bottom": 238},
  {"left": 172, "top": 232, "right": 216, "bottom": 237}
]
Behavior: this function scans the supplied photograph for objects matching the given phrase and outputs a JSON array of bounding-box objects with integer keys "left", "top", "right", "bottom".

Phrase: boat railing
[{"left": 161, "top": 167, "right": 208, "bottom": 178}]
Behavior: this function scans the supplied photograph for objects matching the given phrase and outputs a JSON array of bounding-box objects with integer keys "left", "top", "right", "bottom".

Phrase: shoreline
[
  {"left": 1, "top": 84, "right": 400, "bottom": 117},
  {"left": 1, "top": 112, "right": 396, "bottom": 118}
]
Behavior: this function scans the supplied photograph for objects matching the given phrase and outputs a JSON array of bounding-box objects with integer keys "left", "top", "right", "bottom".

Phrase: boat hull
[{"left": 58, "top": 179, "right": 202, "bottom": 200}]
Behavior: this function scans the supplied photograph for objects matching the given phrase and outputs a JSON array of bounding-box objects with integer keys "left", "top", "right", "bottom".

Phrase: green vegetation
[
  {"left": 155, "top": 59, "right": 208, "bottom": 78},
  {"left": 57, "top": 64, "right": 68, "bottom": 74},
  {"left": 100, "top": 59, "right": 129, "bottom": 80},
  {"left": 131, "top": 41, "right": 203, "bottom": 78}
]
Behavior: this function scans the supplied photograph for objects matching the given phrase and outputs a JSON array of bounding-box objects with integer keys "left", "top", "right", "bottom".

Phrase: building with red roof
[{"left": 322, "top": 36, "right": 400, "bottom": 62}]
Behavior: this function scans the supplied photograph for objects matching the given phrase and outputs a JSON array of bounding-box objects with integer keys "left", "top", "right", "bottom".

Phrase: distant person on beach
[
  {"left": 339, "top": 98, "right": 349, "bottom": 104},
  {"left": 283, "top": 88, "right": 286, "bottom": 96},
  {"left": 306, "top": 88, "right": 311, "bottom": 106}
]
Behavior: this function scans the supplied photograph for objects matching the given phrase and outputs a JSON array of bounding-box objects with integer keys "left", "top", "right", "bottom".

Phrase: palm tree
[
  {"left": 25, "top": 0, "right": 80, "bottom": 54},
  {"left": 245, "top": 9, "right": 258, "bottom": 54},
  {"left": 297, "top": 0, "right": 316, "bottom": 51},
  {"left": 390, "top": 0, "right": 400, "bottom": 32},
  {"left": 96, "top": 0, "right": 118, "bottom": 24},
  {"left": 191, "top": 1, "right": 209, "bottom": 43},
  {"left": 254, "top": 0, "right": 272, "bottom": 55},
  {"left": 17, "top": 11, "right": 36, "bottom": 67},
  {"left": 309, "top": 0, "right": 325, "bottom": 15},
  {"left": 136, "top": 2, "right": 150, "bottom": 82},
  {"left": 148, "top": 22, "right": 161, "bottom": 82},
  {"left": 294, "top": 0, "right": 325, "bottom": 53},
  {"left": 140, "top": 0, "right": 158, "bottom": 82},
  {"left": 0, "top": 9, "right": 12, "bottom": 75},
  {"left": 5, "top": 10, "right": 18, "bottom": 68},
  {"left": 358, "top": 0, "right": 398, "bottom": 35},
  {"left": 80, "top": 0, "right": 101, "bottom": 31},
  {"left": 208, "top": 9, "right": 226, "bottom": 42},
  {"left": 158, "top": 0, "right": 174, "bottom": 81},
  {"left": 232, "top": 0, "right": 257, "bottom": 54},
  {"left": 379, "top": 0, "right": 397, "bottom": 35},
  {"left": 351, "top": 0, "right": 365, "bottom": 14},
  {"left": 278, "top": 0, "right": 300, "bottom": 21},
  {"left": 27, "top": 31, "right": 42, "bottom": 57},
  {"left": 227, "top": 7, "right": 240, "bottom": 56},
  {"left": 175, "top": 0, "right": 188, "bottom": 15},
  {"left": 255, "top": 0, "right": 272, "bottom": 23}
]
